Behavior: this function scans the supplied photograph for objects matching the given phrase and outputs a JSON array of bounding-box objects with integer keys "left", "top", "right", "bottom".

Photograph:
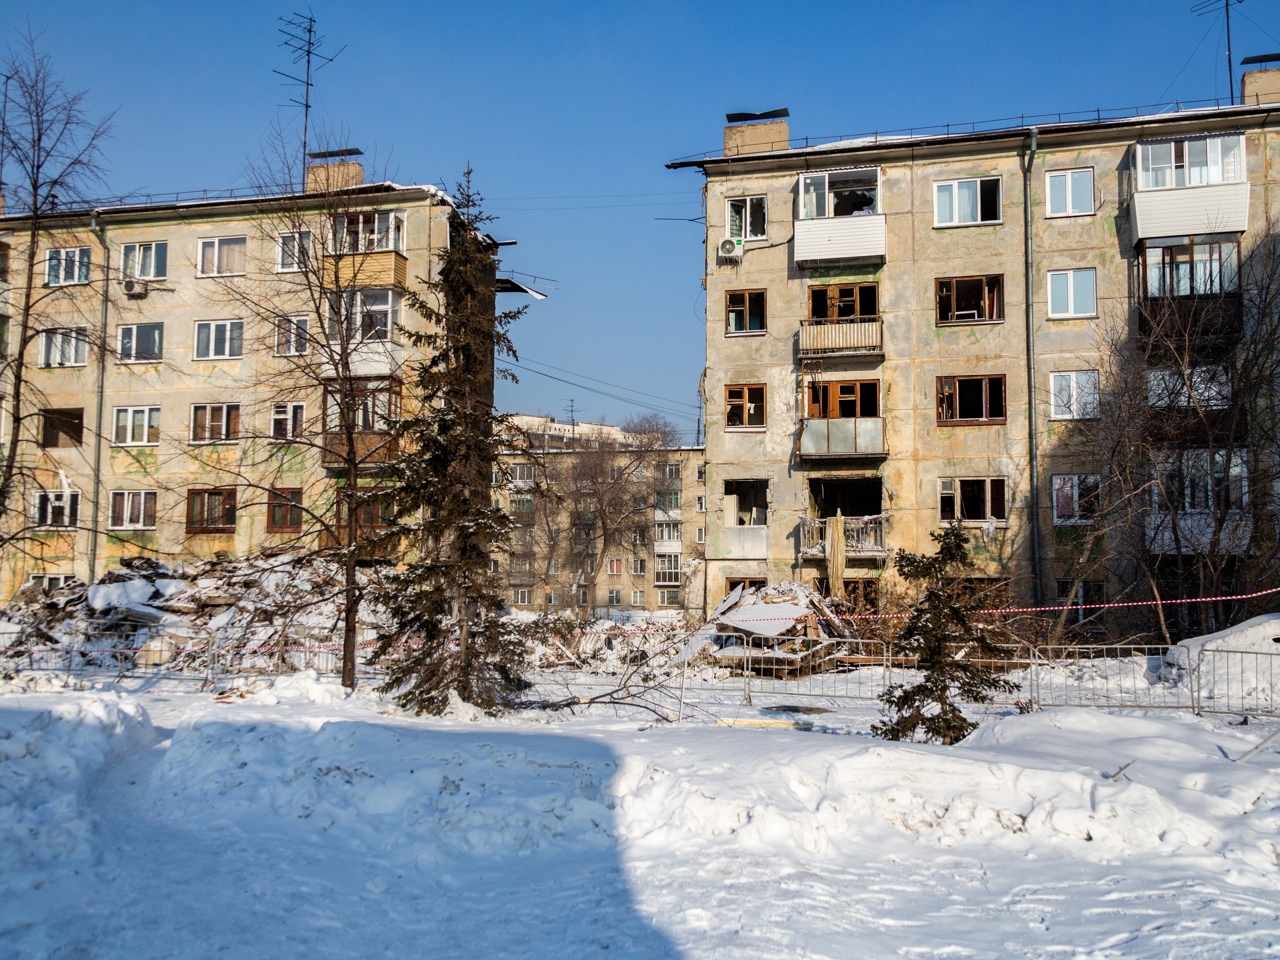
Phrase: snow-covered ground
[{"left": 3, "top": 671, "right": 1280, "bottom": 959}]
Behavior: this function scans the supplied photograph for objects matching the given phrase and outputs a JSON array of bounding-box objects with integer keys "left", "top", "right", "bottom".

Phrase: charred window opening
[
  {"left": 939, "top": 477, "right": 1007, "bottom": 522},
  {"left": 937, "top": 376, "right": 1005, "bottom": 423},
  {"left": 809, "top": 283, "right": 878, "bottom": 321},
  {"left": 937, "top": 275, "right": 1002, "bottom": 324},
  {"left": 810, "top": 477, "right": 882, "bottom": 518},
  {"left": 724, "top": 479, "right": 768, "bottom": 526}
]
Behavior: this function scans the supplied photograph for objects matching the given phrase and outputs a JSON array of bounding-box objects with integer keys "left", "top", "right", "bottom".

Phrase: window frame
[
  {"left": 938, "top": 477, "right": 1009, "bottom": 525},
  {"left": 805, "top": 379, "right": 880, "bottom": 420},
  {"left": 1056, "top": 579, "right": 1107, "bottom": 629},
  {"left": 726, "top": 196, "right": 767, "bottom": 241},
  {"left": 797, "top": 169, "right": 880, "bottom": 220},
  {"left": 40, "top": 407, "right": 85, "bottom": 448},
  {"left": 274, "top": 316, "right": 309, "bottom": 356},
  {"left": 40, "top": 327, "right": 88, "bottom": 368},
  {"left": 267, "top": 488, "right": 304, "bottom": 532},
  {"left": 322, "top": 379, "right": 401, "bottom": 433},
  {"left": 193, "top": 320, "right": 244, "bottom": 360},
  {"left": 46, "top": 246, "right": 91, "bottom": 286},
  {"left": 271, "top": 402, "right": 306, "bottom": 441},
  {"left": 725, "top": 383, "right": 766, "bottom": 431},
  {"left": 113, "top": 405, "right": 160, "bottom": 446},
  {"left": 512, "top": 588, "right": 533, "bottom": 606},
  {"left": 121, "top": 241, "right": 168, "bottom": 280},
  {"left": 1141, "top": 235, "right": 1240, "bottom": 298},
  {"left": 1046, "top": 268, "right": 1098, "bottom": 319},
  {"left": 326, "top": 289, "right": 402, "bottom": 343},
  {"left": 1050, "top": 370, "right": 1100, "bottom": 421},
  {"left": 1051, "top": 474, "right": 1101, "bottom": 526},
  {"left": 654, "top": 521, "right": 681, "bottom": 542},
  {"left": 725, "top": 289, "right": 767, "bottom": 336},
  {"left": 1134, "top": 134, "right": 1246, "bottom": 192},
  {"left": 196, "top": 236, "right": 248, "bottom": 278},
  {"left": 1045, "top": 168, "right": 1096, "bottom": 218},
  {"left": 190, "top": 403, "right": 241, "bottom": 444},
  {"left": 330, "top": 210, "right": 407, "bottom": 255},
  {"left": 32, "top": 489, "right": 81, "bottom": 529},
  {"left": 936, "top": 275, "right": 1004, "bottom": 325},
  {"left": 117, "top": 322, "right": 164, "bottom": 363},
  {"left": 277, "top": 230, "right": 311, "bottom": 273},
  {"left": 933, "top": 176, "right": 1002, "bottom": 227},
  {"left": 109, "top": 490, "right": 158, "bottom": 531},
  {"left": 632, "top": 557, "right": 646, "bottom": 576},
  {"left": 936, "top": 375, "right": 1007, "bottom": 425},
  {"left": 808, "top": 283, "right": 879, "bottom": 322},
  {"left": 658, "top": 589, "right": 681, "bottom": 607}
]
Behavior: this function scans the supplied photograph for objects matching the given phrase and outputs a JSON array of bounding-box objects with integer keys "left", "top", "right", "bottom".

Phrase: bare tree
[{"left": 0, "top": 37, "right": 113, "bottom": 578}]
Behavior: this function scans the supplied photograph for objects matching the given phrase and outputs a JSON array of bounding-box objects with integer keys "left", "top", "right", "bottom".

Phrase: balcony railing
[
  {"left": 798, "top": 417, "right": 886, "bottom": 458},
  {"left": 798, "top": 317, "right": 883, "bottom": 357},
  {"left": 794, "top": 214, "right": 887, "bottom": 264},
  {"left": 321, "top": 431, "right": 398, "bottom": 468},
  {"left": 799, "top": 515, "right": 889, "bottom": 559},
  {"left": 1129, "top": 181, "right": 1250, "bottom": 242},
  {"left": 654, "top": 570, "right": 681, "bottom": 586},
  {"left": 1137, "top": 294, "right": 1242, "bottom": 344}
]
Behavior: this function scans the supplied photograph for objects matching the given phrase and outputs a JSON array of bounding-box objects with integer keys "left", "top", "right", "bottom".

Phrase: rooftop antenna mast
[
  {"left": 564, "top": 399, "right": 577, "bottom": 448},
  {"left": 275, "top": 12, "right": 344, "bottom": 186},
  {"left": 1192, "top": 0, "right": 1243, "bottom": 105}
]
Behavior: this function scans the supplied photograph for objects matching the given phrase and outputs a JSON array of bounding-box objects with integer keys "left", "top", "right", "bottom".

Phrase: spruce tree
[
  {"left": 873, "top": 523, "right": 1017, "bottom": 744},
  {"left": 371, "top": 167, "right": 527, "bottom": 714}
]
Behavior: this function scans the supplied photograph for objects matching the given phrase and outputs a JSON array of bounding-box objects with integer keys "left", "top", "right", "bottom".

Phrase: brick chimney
[
  {"left": 1241, "top": 67, "right": 1280, "bottom": 106},
  {"left": 305, "top": 160, "right": 365, "bottom": 194},
  {"left": 723, "top": 119, "right": 790, "bottom": 157}
]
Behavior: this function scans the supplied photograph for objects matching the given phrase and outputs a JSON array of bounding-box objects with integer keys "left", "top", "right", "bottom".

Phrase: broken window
[
  {"left": 806, "top": 380, "right": 879, "bottom": 419},
  {"left": 726, "top": 290, "right": 766, "bottom": 334},
  {"left": 939, "top": 477, "right": 1007, "bottom": 523},
  {"left": 809, "top": 477, "right": 882, "bottom": 518},
  {"left": 1056, "top": 579, "right": 1107, "bottom": 628},
  {"left": 726, "top": 196, "right": 767, "bottom": 240},
  {"left": 724, "top": 479, "right": 768, "bottom": 526},
  {"left": 267, "top": 489, "right": 304, "bottom": 532},
  {"left": 118, "top": 323, "right": 164, "bottom": 362},
  {"left": 113, "top": 406, "right": 160, "bottom": 445},
  {"left": 726, "top": 384, "right": 766, "bottom": 428},
  {"left": 809, "top": 283, "right": 878, "bottom": 322},
  {"left": 186, "top": 488, "right": 237, "bottom": 532},
  {"left": 40, "top": 408, "right": 84, "bottom": 448},
  {"left": 32, "top": 489, "right": 80, "bottom": 528},
  {"left": 798, "top": 170, "right": 878, "bottom": 219},
  {"left": 726, "top": 577, "right": 767, "bottom": 594},
  {"left": 934, "top": 177, "right": 1001, "bottom": 226},
  {"left": 936, "top": 276, "right": 1003, "bottom": 324},
  {"left": 110, "top": 491, "right": 158, "bottom": 530},
  {"left": 1052, "top": 474, "right": 1100, "bottom": 525},
  {"left": 191, "top": 403, "right": 241, "bottom": 443},
  {"left": 937, "top": 376, "right": 1006, "bottom": 423}
]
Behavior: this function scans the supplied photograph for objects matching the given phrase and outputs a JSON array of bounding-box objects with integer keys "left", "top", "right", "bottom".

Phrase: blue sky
[{"left": 5, "top": 1, "right": 1279, "bottom": 443}]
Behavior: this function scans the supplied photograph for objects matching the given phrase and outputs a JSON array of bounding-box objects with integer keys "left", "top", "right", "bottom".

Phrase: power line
[
  {"left": 505, "top": 361, "right": 701, "bottom": 425},
  {"left": 489, "top": 190, "right": 694, "bottom": 201},
  {"left": 518, "top": 355, "right": 701, "bottom": 411},
  {"left": 1156, "top": 13, "right": 1221, "bottom": 104}
]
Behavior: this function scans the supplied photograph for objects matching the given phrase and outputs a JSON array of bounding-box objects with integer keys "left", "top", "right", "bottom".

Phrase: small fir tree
[
  {"left": 371, "top": 167, "right": 527, "bottom": 714},
  {"left": 873, "top": 523, "right": 1016, "bottom": 744}
]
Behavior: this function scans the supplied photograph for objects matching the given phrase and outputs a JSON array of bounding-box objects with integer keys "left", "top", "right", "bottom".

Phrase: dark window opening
[
  {"left": 268, "top": 489, "right": 304, "bottom": 532},
  {"left": 726, "top": 290, "right": 766, "bottom": 333},
  {"left": 810, "top": 477, "right": 882, "bottom": 518},
  {"left": 809, "top": 283, "right": 878, "bottom": 321},
  {"left": 937, "top": 276, "right": 1003, "bottom": 324},
  {"left": 41, "top": 408, "right": 84, "bottom": 448},
  {"left": 938, "top": 376, "right": 1005, "bottom": 423},
  {"left": 806, "top": 380, "right": 879, "bottom": 419},
  {"left": 724, "top": 479, "right": 768, "bottom": 525}
]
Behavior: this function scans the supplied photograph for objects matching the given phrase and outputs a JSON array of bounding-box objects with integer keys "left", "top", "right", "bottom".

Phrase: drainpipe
[
  {"left": 88, "top": 211, "right": 109, "bottom": 584},
  {"left": 1020, "top": 129, "right": 1043, "bottom": 605}
]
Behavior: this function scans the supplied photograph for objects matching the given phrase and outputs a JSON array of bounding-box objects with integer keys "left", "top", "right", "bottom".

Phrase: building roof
[{"left": 667, "top": 100, "right": 1280, "bottom": 172}]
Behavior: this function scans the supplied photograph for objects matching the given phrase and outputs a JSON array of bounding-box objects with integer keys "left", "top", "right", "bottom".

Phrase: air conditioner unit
[
  {"left": 717, "top": 237, "right": 743, "bottom": 260},
  {"left": 121, "top": 278, "right": 149, "bottom": 298}
]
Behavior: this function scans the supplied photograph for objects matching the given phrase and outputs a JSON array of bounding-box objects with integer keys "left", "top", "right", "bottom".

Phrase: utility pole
[
  {"left": 563, "top": 398, "right": 577, "bottom": 448},
  {"left": 1192, "top": 0, "right": 1241, "bottom": 105}
]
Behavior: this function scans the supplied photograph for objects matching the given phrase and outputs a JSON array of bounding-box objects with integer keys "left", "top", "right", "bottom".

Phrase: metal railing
[{"left": 798, "top": 514, "right": 889, "bottom": 558}]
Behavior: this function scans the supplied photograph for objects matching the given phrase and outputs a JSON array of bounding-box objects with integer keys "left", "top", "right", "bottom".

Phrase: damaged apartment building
[
  {"left": 669, "top": 66, "right": 1280, "bottom": 624},
  {"left": 0, "top": 157, "right": 532, "bottom": 598}
]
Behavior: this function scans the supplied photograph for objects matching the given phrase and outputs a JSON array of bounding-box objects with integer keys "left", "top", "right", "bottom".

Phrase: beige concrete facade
[
  {"left": 495, "top": 446, "right": 707, "bottom": 619},
  {"left": 675, "top": 77, "right": 1280, "bottom": 608},
  {"left": 0, "top": 169, "right": 454, "bottom": 597}
]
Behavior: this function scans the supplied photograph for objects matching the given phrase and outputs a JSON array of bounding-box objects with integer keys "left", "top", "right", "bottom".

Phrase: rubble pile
[{"left": 1, "top": 555, "right": 383, "bottom": 674}]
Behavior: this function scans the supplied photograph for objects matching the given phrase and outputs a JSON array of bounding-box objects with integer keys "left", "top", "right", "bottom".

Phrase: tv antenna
[
  {"left": 275, "top": 12, "right": 345, "bottom": 181},
  {"left": 1192, "top": 0, "right": 1243, "bottom": 104}
]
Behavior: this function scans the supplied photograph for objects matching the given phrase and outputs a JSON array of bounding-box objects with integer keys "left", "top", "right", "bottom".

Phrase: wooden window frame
[
  {"left": 190, "top": 403, "right": 241, "bottom": 443},
  {"left": 725, "top": 289, "right": 767, "bottom": 336},
  {"left": 936, "top": 375, "right": 1007, "bottom": 425},
  {"left": 808, "top": 283, "right": 878, "bottom": 322},
  {"left": 186, "top": 487, "right": 237, "bottom": 533},
  {"left": 936, "top": 275, "right": 1004, "bottom": 325},
  {"left": 939, "top": 477, "right": 1008, "bottom": 525},
  {"left": 267, "top": 488, "right": 304, "bottom": 532},
  {"left": 109, "top": 490, "right": 158, "bottom": 530},
  {"left": 1051, "top": 474, "right": 1100, "bottom": 526},
  {"left": 806, "top": 380, "right": 880, "bottom": 420},
  {"left": 725, "top": 384, "right": 766, "bottom": 430}
]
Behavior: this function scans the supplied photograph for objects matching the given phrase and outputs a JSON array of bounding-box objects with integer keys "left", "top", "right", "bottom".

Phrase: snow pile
[
  {"left": 1172, "top": 614, "right": 1280, "bottom": 709},
  {"left": 0, "top": 693, "right": 152, "bottom": 888}
]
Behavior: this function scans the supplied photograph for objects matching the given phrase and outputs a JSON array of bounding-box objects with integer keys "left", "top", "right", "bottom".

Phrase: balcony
[
  {"left": 794, "top": 214, "right": 886, "bottom": 265},
  {"left": 1130, "top": 182, "right": 1250, "bottom": 243},
  {"left": 507, "top": 570, "right": 536, "bottom": 586},
  {"left": 321, "top": 431, "right": 398, "bottom": 468},
  {"left": 1145, "top": 511, "right": 1251, "bottom": 556},
  {"left": 654, "top": 570, "right": 681, "bottom": 586},
  {"left": 320, "top": 249, "right": 409, "bottom": 288},
  {"left": 799, "top": 515, "right": 889, "bottom": 560},
  {"left": 798, "top": 417, "right": 886, "bottom": 459},
  {"left": 798, "top": 318, "right": 883, "bottom": 358},
  {"left": 1138, "top": 294, "right": 1242, "bottom": 345}
]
